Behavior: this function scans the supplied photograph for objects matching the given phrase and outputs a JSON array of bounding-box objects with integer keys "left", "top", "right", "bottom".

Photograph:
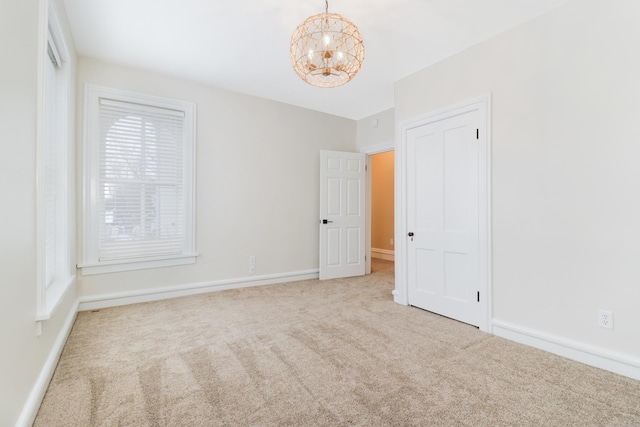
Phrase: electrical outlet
[{"left": 598, "top": 309, "right": 613, "bottom": 329}]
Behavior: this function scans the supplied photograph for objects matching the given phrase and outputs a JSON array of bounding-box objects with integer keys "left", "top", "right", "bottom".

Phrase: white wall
[
  {"left": 77, "top": 58, "right": 357, "bottom": 299},
  {"left": 395, "top": 0, "right": 640, "bottom": 361},
  {"left": 0, "top": 0, "right": 78, "bottom": 425},
  {"left": 356, "top": 108, "right": 394, "bottom": 151}
]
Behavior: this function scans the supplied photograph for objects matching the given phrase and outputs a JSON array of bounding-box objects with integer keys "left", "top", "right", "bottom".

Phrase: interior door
[
  {"left": 406, "top": 109, "right": 481, "bottom": 326},
  {"left": 319, "top": 150, "right": 366, "bottom": 280}
]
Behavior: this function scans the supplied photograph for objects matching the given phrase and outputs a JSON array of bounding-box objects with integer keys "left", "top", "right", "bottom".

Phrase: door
[
  {"left": 406, "top": 108, "right": 482, "bottom": 326},
  {"left": 319, "top": 150, "right": 366, "bottom": 280}
]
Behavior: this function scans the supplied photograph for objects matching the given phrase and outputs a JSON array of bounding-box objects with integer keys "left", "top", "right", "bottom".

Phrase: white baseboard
[
  {"left": 16, "top": 300, "right": 79, "bottom": 427},
  {"left": 78, "top": 269, "right": 319, "bottom": 311},
  {"left": 371, "top": 248, "right": 394, "bottom": 262},
  {"left": 492, "top": 319, "right": 640, "bottom": 380}
]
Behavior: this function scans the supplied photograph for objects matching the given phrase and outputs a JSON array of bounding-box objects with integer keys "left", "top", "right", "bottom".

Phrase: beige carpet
[{"left": 35, "top": 261, "right": 640, "bottom": 426}]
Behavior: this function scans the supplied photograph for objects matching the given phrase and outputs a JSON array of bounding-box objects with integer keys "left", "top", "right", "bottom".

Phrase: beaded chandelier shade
[{"left": 290, "top": 1, "right": 365, "bottom": 88}]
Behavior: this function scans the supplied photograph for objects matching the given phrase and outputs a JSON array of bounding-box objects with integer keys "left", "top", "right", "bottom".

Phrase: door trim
[{"left": 395, "top": 95, "right": 492, "bottom": 333}]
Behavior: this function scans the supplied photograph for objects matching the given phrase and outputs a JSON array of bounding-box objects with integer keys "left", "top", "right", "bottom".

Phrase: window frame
[
  {"left": 80, "top": 85, "right": 197, "bottom": 275},
  {"left": 36, "top": 0, "right": 73, "bottom": 322}
]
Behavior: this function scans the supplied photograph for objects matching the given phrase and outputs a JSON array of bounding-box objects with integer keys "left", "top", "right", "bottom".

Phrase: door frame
[
  {"left": 360, "top": 142, "right": 395, "bottom": 276},
  {"left": 395, "top": 94, "right": 492, "bottom": 333}
]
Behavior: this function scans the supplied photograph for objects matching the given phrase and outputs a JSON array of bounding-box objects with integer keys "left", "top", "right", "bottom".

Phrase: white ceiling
[{"left": 62, "top": 0, "right": 567, "bottom": 120}]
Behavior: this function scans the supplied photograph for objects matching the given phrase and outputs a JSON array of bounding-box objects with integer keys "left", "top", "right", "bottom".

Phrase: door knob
[
  {"left": 321, "top": 219, "right": 334, "bottom": 224},
  {"left": 408, "top": 232, "right": 414, "bottom": 241}
]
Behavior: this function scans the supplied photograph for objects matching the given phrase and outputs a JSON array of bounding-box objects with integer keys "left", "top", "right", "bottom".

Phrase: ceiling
[{"left": 62, "top": 0, "right": 567, "bottom": 120}]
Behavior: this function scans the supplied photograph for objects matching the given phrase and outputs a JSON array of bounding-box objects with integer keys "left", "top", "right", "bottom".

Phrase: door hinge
[
  {"left": 476, "top": 129, "right": 479, "bottom": 140},
  {"left": 477, "top": 291, "right": 480, "bottom": 302},
  {"left": 365, "top": 164, "right": 368, "bottom": 171},
  {"left": 365, "top": 255, "right": 367, "bottom": 261}
]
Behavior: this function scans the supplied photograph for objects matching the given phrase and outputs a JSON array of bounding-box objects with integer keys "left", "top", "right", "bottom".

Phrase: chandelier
[{"left": 290, "top": 0, "right": 365, "bottom": 88}]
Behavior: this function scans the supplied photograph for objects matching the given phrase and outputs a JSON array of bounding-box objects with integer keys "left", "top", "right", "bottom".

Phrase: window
[
  {"left": 44, "top": 37, "right": 59, "bottom": 288},
  {"left": 37, "top": 1, "right": 72, "bottom": 321},
  {"left": 81, "top": 86, "right": 196, "bottom": 275}
]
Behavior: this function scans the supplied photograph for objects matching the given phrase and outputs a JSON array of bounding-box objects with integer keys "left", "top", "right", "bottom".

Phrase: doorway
[{"left": 370, "top": 151, "right": 395, "bottom": 274}]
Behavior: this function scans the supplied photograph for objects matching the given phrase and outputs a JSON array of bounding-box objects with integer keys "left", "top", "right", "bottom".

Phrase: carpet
[{"left": 34, "top": 261, "right": 640, "bottom": 426}]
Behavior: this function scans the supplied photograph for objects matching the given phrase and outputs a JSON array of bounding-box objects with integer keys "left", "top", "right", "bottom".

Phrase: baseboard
[
  {"left": 492, "top": 319, "right": 640, "bottom": 380},
  {"left": 78, "top": 269, "right": 320, "bottom": 311},
  {"left": 16, "top": 299, "right": 79, "bottom": 427},
  {"left": 371, "top": 248, "right": 394, "bottom": 262}
]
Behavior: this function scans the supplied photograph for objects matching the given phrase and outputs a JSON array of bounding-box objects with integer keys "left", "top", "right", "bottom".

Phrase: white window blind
[{"left": 98, "top": 98, "right": 186, "bottom": 261}]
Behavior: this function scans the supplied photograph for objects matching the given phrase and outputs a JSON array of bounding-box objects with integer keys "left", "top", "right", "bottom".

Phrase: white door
[
  {"left": 319, "top": 150, "right": 366, "bottom": 280},
  {"left": 406, "top": 108, "right": 483, "bottom": 326}
]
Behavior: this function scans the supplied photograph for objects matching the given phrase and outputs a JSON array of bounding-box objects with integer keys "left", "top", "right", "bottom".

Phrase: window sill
[
  {"left": 36, "top": 275, "right": 76, "bottom": 321},
  {"left": 79, "top": 253, "right": 198, "bottom": 276}
]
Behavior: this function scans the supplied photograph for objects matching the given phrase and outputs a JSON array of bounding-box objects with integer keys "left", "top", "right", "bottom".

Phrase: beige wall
[
  {"left": 356, "top": 108, "right": 394, "bottom": 151},
  {"left": 371, "top": 151, "right": 394, "bottom": 252},
  {"left": 396, "top": 0, "right": 640, "bottom": 358},
  {"left": 0, "top": 0, "right": 78, "bottom": 425},
  {"left": 76, "top": 58, "right": 357, "bottom": 298}
]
